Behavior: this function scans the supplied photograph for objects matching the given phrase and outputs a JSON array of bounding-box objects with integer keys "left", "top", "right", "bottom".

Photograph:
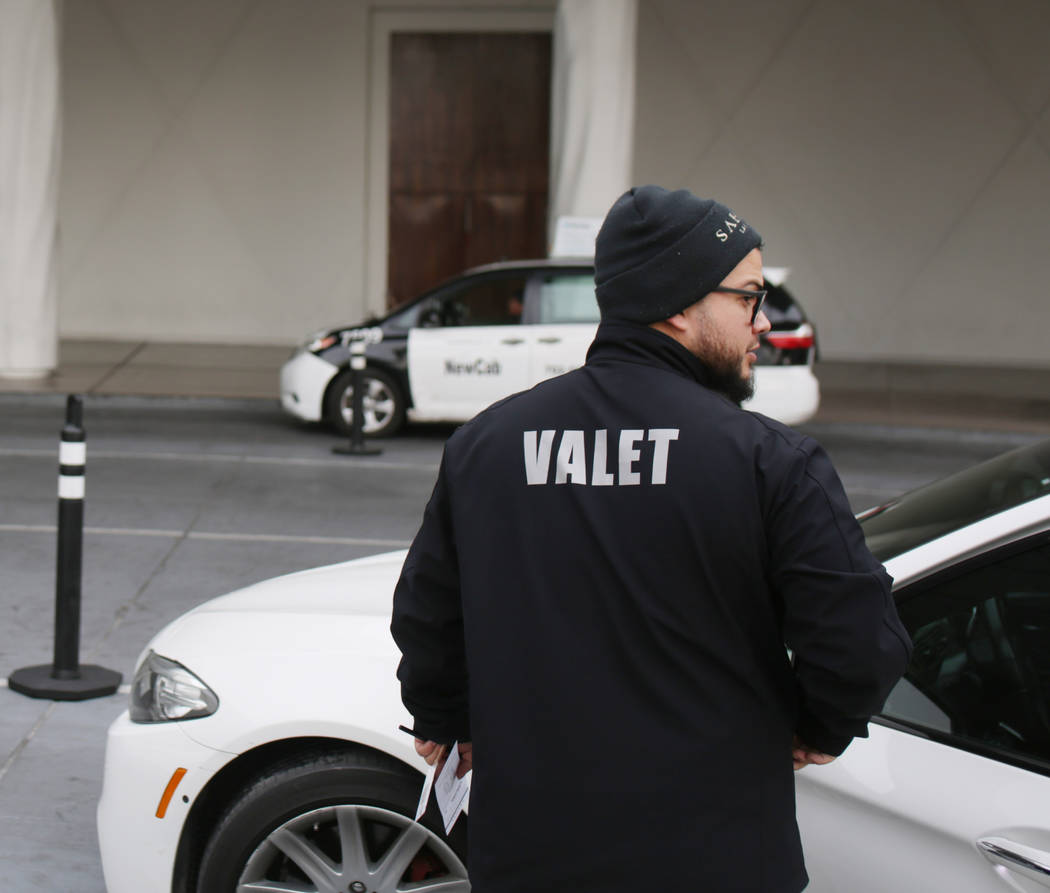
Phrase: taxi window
[
  {"left": 384, "top": 300, "right": 424, "bottom": 332},
  {"left": 421, "top": 276, "right": 527, "bottom": 328},
  {"left": 536, "top": 273, "right": 599, "bottom": 324}
]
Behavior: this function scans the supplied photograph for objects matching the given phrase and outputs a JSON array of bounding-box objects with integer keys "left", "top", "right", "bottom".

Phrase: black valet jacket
[{"left": 392, "top": 320, "right": 912, "bottom": 893}]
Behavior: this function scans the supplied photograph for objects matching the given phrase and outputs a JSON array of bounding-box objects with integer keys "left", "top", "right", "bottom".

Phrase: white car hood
[
  {"left": 141, "top": 549, "right": 416, "bottom": 759},
  {"left": 190, "top": 549, "right": 407, "bottom": 617},
  {"left": 144, "top": 549, "right": 409, "bottom": 668}
]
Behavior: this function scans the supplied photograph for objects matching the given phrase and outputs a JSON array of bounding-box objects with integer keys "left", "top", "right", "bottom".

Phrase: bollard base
[
  {"left": 8, "top": 664, "right": 122, "bottom": 701},
  {"left": 332, "top": 444, "right": 382, "bottom": 456}
]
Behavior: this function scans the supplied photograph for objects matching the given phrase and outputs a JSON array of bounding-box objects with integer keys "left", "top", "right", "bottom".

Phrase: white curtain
[
  {"left": 548, "top": 0, "right": 637, "bottom": 245},
  {"left": 0, "top": 0, "right": 60, "bottom": 378}
]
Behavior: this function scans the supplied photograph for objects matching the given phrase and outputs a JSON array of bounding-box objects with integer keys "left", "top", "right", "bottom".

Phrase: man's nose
[{"left": 753, "top": 309, "right": 772, "bottom": 334}]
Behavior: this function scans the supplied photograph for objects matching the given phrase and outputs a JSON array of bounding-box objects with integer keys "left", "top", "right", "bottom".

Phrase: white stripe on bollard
[
  {"left": 59, "top": 441, "right": 86, "bottom": 466},
  {"left": 58, "top": 476, "right": 85, "bottom": 500},
  {"left": 350, "top": 340, "right": 366, "bottom": 370}
]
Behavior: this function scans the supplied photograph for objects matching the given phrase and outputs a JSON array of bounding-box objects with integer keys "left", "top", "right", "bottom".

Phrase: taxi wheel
[
  {"left": 325, "top": 367, "right": 406, "bottom": 438},
  {"left": 196, "top": 748, "right": 468, "bottom": 893}
]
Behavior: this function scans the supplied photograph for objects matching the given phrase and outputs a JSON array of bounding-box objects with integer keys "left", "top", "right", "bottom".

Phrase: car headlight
[{"left": 129, "top": 651, "right": 219, "bottom": 723}]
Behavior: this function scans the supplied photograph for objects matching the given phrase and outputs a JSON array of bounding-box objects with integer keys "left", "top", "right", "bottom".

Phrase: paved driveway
[{"left": 0, "top": 394, "right": 1041, "bottom": 892}]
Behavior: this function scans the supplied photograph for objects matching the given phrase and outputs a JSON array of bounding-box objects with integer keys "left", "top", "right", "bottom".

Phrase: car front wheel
[
  {"left": 325, "top": 367, "right": 406, "bottom": 438},
  {"left": 196, "top": 748, "right": 469, "bottom": 893}
]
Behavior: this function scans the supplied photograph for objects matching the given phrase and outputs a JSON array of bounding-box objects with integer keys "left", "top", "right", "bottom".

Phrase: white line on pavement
[
  {"left": 0, "top": 447, "right": 439, "bottom": 472},
  {"left": 188, "top": 531, "right": 410, "bottom": 547},
  {"left": 243, "top": 455, "right": 440, "bottom": 472},
  {"left": 0, "top": 524, "right": 410, "bottom": 548}
]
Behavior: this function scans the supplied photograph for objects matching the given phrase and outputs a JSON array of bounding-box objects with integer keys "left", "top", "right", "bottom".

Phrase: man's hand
[
  {"left": 792, "top": 735, "right": 835, "bottom": 771},
  {"left": 415, "top": 739, "right": 473, "bottom": 778}
]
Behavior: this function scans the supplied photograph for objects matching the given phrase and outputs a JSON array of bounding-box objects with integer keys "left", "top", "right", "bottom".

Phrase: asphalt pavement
[{"left": 0, "top": 392, "right": 1045, "bottom": 892}]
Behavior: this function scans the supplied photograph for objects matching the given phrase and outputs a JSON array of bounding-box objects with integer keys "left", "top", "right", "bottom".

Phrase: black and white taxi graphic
[{"left": 280, "top": 260, "right": 820, "bottom": 437}]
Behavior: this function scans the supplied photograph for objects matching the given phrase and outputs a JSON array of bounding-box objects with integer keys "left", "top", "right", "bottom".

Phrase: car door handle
[
  {"left": 500, "top": 337, "right": 525, "bottom": 345},
  {"left": 978, "top": 837, "right": 1050, "bottom": 884},
  {"left": 537, "top": 337, "right": 561, "bottom": 344}
]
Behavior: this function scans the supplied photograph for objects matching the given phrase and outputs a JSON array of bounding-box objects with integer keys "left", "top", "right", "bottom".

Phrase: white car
[
  {"left": 98, "top": 441, "right": 1050, "bottom": 892},
  {"left": 279, "top": 260, "right": 820, "bottom": 437}
]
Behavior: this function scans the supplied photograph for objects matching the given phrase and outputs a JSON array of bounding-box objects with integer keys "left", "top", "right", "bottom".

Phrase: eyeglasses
[{"left": 713, "top": 287, "right": 767, "bottom": 325}]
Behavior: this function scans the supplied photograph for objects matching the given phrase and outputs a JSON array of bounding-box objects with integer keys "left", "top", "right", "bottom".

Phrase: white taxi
[{"left": 280, "top": 260, "right": 820, "bottom": 437}]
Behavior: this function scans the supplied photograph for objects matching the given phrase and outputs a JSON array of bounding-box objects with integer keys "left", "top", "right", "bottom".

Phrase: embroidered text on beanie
[{"left": 594, "top": 185, "right": 762, "bottom": 323}]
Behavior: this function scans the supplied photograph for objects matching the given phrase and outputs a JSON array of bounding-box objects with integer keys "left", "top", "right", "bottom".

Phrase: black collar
[{"left": 585, "top": 320, "right": 719, "bottom": 392}]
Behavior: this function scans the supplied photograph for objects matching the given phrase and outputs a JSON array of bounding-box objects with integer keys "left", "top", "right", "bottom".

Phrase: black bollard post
[
  {"left": 51, "top": 394, "right": 86, "bottom": 680},
  {"left": 9, "top": 395, "right": 122, "bottom": 701},
  {"left": 333, "top": 341, "right": 381, "bottom": 456}
]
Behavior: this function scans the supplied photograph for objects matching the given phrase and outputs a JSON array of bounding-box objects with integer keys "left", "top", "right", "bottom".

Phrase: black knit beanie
[{"left": 594, "top": 185, "right": 762, "bottom": 323}]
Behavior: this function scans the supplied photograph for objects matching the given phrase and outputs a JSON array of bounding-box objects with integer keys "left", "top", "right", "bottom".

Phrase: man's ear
[{"left": 662, "top": 310, "right": 691, "bottom": 333}]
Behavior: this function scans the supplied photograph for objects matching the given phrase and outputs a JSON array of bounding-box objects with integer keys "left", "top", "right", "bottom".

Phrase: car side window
[
  {"left": 419, "top": 276, "right": 527, "bottom": 328},
  {"left": 535, "top": 273, "right": 599, "bottom": 324},
  {"left": 385, "top": 301, "right": 424, "bottom": 332},
  {"left": 883, "top": 540, "right": 1050, "bottom": 766}
]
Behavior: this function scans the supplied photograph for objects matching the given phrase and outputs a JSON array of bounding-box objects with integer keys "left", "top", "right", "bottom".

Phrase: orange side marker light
[{"left": 156, "top": 768, "right": 188, "bottom": 818}]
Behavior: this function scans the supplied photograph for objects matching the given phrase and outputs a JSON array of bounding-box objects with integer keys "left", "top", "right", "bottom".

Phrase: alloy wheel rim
[
  {"left": 237, "top": 803, "right": 469, "bottom": 893},
  {"left": 340, "top": 380, "right": 395, "bottom": 434}
]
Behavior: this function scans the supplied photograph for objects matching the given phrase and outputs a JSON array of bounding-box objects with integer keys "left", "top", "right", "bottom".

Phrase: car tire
[
  {"left": 325, "top": 366, "right": 406, "bottom": 438},
  {"left": 196, "top": 748, "right": 469, "bottom": 893}
]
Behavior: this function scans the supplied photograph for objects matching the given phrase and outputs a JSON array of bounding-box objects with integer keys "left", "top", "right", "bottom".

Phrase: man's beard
[{"left": 694, "top": 339, "right": 755, "bottom": 406}]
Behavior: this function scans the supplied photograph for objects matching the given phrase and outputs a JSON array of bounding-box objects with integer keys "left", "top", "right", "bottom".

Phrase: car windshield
[{"left": 859, "top": 439, "right": 1050, "bottom": 562}]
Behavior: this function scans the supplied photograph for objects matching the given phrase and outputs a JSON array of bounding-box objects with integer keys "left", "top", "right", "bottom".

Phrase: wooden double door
[{"left": 388, "top": 32, "right": 552, "bottom": 306}]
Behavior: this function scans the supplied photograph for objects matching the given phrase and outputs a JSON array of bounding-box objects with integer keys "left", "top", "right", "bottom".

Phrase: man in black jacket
[{"left": 391, "top": 185, "right": 912, "bottom": 892}]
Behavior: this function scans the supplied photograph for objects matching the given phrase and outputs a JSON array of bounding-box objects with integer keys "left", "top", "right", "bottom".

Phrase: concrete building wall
[
  {"left": 58, "top": 0, "right": 553, "bottom": 346},
  {"left": 59, "top": 0, "right": 1050, "bottom": 371},
  {"left": 634, "top": 0, "right": 1050, "bottom": 367}
]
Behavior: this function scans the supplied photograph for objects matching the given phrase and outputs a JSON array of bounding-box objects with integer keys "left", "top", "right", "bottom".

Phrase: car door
[
  {"left": 797, "top": 534, "right": 1050, "bottom": 892},
  {"left": 524, "top": 269, "right": 599, "bottom": 386},
  {"left": 407, "top": 273, "right": 531, "bottom": 421}
]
